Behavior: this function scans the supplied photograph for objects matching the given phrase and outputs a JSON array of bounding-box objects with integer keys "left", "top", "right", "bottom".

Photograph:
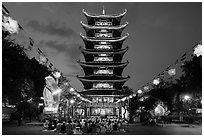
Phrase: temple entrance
[{"left": 91, "top": 108, "right": 114, "bottom": 116}]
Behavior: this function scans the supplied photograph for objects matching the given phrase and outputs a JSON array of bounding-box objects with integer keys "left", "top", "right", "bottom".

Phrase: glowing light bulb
[
  {"left": 77, "top": 94, "right": 80, "bottom": 97},
  {"left": 137, "top": 90, "right": 143, "bottom": 94},
  {"left": 168, "top": 68, "right": 176, "bottom": 76},
  {"left": 184, "top": 95, "right": 191, "bottom": 100},
  {"left": 2, "top": 15, "right": 20, "bottom": 34},
  {"left": 70, "top": 99, "right": 75, "bottom": 104},
  {"left": 153, "top": 78, "right": 160, "bottom": 85},
  {"left": 129, "top": 95, "right": 133, "bottom": 98},
  {"left": 70, "top": 87, "right": 75, "bottom": 92},
  {"left": 144, "top": 86, "right": 149, "bottom": 91},
  {"left": 194, "top": 44, "right": 202, "bottom": 57}
]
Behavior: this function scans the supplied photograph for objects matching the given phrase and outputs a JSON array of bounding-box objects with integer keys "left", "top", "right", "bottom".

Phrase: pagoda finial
[{"left": 102, "top": 6, "right": 105, "bottom": 15}]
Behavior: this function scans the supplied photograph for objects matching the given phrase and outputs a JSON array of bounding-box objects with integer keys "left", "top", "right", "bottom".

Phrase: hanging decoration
[
  {"left": 132, "top": 93, "right": 137, "bottom": 97},
  {"left": 39, "top": 55, "right": 47, "bottom": 64},
  {"left": 153, "top": 78, "right": 160, "bottom": 85},
  {"left": 137, "top": 89, "right": 143, "bottom": 94},
  {"left": 2, "top": 15, "right": 20, "bottom": 34},
  {"left": 193, "top": 44, "right": 202, "bottom": 57},
  {"left": 154, "top": 104, "right": 166, "bottom": 116},
  {"left": 129, "top": 95, "right": 133, "bottom": 98},
  {"left": 53, "top": 71, "right": 61, "bottom": 79},
  {"left": 144, "top": 86, "right": 149, "bottom": 91},
  {"left": 168, "top": 68, "right": 176, "bottom": 76}
]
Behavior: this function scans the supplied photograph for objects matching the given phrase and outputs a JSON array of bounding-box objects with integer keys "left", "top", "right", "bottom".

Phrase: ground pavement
[{"left": 2, "top": 121, "right": 202, "bottom": 135}]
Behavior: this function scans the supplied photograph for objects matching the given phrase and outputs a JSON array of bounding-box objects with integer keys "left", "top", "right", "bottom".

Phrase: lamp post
[
  {"left": 182, "top": 95, "right": 192, "bottom": 118},
  {"left": 70, "top": 99, "right": 75, "bottom": 118}
]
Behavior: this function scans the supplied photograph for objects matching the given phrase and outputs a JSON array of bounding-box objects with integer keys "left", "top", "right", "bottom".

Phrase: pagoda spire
[{"left": 102, "top": 6, "right": 106, "bottom": 15}]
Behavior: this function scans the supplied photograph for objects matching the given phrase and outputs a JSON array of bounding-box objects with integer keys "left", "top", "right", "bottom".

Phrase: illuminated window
[
  {"left": 95, "top": 33, "right": 112, "bottom": 38},
  {"left": 100, "top": 41, "right": 107, "bottom": 44},
  {"left": 95, "top": 21, "right": 112, "bottom": 26},
  {"left": 94, "top": 69, "right": 113, "bottom": 75},
  {"left": 94, "top": 57, "right": 113, "bottom": 62},
  {"left": 95, "top": 45, "right": 112, "bottom": 50},
  {"left": 100, "top": 29, "right": 108, "bottom": 33},
  {"left": 93, "top": 83, "right": 113, "bottom": 89},
  {"left": 98, "top": 53, "right": 108, "bottom": 57}
]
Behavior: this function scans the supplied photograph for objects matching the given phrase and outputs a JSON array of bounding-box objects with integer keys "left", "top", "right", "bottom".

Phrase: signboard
[
  {"left": 86, "top": 102, "right": 121, "bottom": 107},
  {"left": 43, "top": 107, "right": 58, "bottom": 114}
]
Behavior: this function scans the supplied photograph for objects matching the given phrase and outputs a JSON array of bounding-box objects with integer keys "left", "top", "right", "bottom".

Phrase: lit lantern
[
  {"left": 137, "top": 90, "right": 143, "bottom": 94},
  {"left": 133, "top": 93, "right": 137, "bottom": 97},
  {"left": 153, "top": 78, "right": 160, "bottom": 85},
  {"left": 53, "top": 71, "right": 61, "bottom": 78},
  {"left": 70, "top": 99, "right": 75, "bottom": 104},
  {"left": 2, "top": 15, "right": 20, "bottom": 34},
  {"left": 193, "top": 44, "right": 202, "bottom": 57},
  {"left": 129, "top": 95, "right": 133, "bottom": 98},
  {"left": 168, "top": 68, "right": 176, "bottom": 76},
  {"left": 154, "top": 104, "right": 165, "bottom": 116},
  {"left": 139, "top": 97, "right": 144, "bottom": 101},
  {"left": 144, "top": 86, "right": 149, "bottom": 91},
  {"left": 39, "top": 55, "right": 47, "bottom": 64},
  {"left": 70, "top": 87, "right": 75, "bottom": 92},
  {"left": 77, "top": 94, "right": 81, "bottom": 97},
  {"left": 184, "top": 95, "right": 191, "bottom": 100}
]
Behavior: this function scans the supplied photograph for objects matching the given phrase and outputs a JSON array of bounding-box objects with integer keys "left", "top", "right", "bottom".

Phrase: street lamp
[
  {"left": 184, "top": 95, "right": 191, "bottom": 101},
  {"left": 70, "top": 99, "right": 75, "bottom": 104}
]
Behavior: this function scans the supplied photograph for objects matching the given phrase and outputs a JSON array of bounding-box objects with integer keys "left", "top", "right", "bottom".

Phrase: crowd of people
[{"left": 43, "top": 117, "right": 125, "bottom": 135}]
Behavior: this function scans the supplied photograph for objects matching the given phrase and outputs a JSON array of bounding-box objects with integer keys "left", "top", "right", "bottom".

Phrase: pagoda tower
[{"left": 78, "top": 8, "right": 129, "bottom": 118}]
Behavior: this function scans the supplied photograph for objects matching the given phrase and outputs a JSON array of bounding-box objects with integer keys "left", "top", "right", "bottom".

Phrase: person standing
[{"left": 17, "top": 112, "right": 22, "bottom": 126}]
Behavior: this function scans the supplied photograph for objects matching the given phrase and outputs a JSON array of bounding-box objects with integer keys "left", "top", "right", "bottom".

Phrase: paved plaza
[{"left": 2, "top": 121, "right": 202, "bottom": 135}]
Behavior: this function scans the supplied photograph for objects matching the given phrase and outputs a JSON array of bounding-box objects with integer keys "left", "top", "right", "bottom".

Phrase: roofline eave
[
  {"left": 82, "top": 9, "right": 127, "bottom": 19},
  {"left": 77, "top": 60, "right": 129, "bottom": 68},
  {"left": 80, "top": 21, "right": 128, "bottom": 31},
  {"left": 80, "top": 33, "right": 129, "bottom": 42}
]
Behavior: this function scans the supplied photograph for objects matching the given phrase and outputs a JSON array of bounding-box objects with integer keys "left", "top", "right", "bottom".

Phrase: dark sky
[{"left": 3, "top": 2, "right": 202, "bottom": 91}]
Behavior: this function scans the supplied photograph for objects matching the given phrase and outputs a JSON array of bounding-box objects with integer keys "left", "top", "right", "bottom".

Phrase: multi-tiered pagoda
[{"left": 78, "top": 8, "right": 129, "bottom": 118}]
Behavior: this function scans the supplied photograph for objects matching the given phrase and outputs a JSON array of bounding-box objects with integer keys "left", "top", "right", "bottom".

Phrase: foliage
[{"left": 2, "top": 36, "right": 51, "bottom": 104}]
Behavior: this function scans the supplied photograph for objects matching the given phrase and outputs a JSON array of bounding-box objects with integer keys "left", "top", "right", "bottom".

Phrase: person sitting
[
  {"left": 100, "top": 124, "right": 107, "bottom": 134},
  {"left": 60, "top": 121, "right": 66, "bottom": 133},
  {"left": 73, "top": 127, "right": 83, "bottom": 135},
  {"left": 56, "top": 121, "right": 61, "bottom": 133},
  {"left": 76, "top": 120, "right": 82, "bottom": 130},
  {"left": 48, "top": 120, "right": 54, "bottom": 130},
  {"left": 43, "top": 120, "right": 49, "bottom": 130},
  {"left": 113, "top": 122, "right": 118, "bottom": 131},
  {"left": 82, "top": 122, "right": 88, "bottom": 134},
  {"left": 66, "top": 121, "right": 73, "bottom": 135}
]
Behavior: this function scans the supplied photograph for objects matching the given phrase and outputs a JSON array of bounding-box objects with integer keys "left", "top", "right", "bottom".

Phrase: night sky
[{"left": 3, "top": 2, "right": 202, "bottom": 91}]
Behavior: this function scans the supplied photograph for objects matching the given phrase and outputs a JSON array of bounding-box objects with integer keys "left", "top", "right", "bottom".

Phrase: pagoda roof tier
[
  {"left": 83, "top": 9, "right": 127, "bottom": 19},
  {"left": 78, "top": 61, "right": 129, "bottom": 76},
  {"left": 82, "top": 9, "right": 127, "bottom": 26},
  {"left": 77, "top": 75, "right": 130, "bottom": 81},
  {"left": 79, "top": 89, "right": 128, "bottom": 96},
  {"left": 80, "top": 33, "right": 129, "bottom": 43},
  {"left": 80, "top": 21, "right": 128, "bottom": 31},
  {"left": 78, "top": 77, "right": 129, "bottom": 90},
  {"left": 80, "top": 46, "right": 128, "bottom": 54},
  {"left": 78, "top": 60, "right": 129, "bottom": 68}
]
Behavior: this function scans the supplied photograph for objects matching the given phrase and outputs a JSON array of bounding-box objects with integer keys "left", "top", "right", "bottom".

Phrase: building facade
[{"left": 78, "top": 9, "right": 129, "bottom": 118}]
